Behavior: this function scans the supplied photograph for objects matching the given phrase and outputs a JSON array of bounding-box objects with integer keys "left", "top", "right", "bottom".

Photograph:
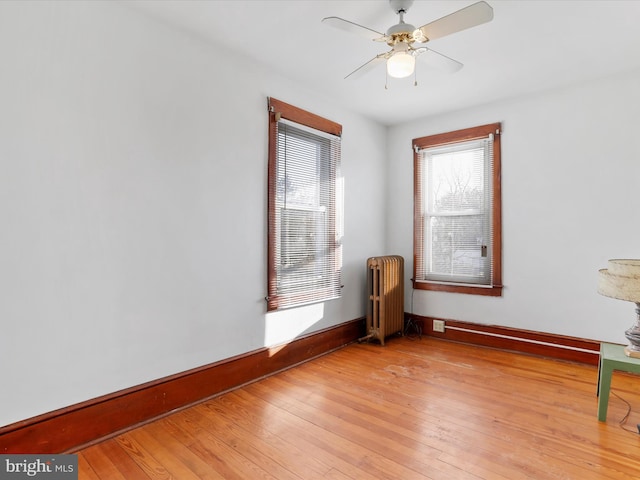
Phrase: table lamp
[{"left": 598, "top": 259, "right": 640, "bottom": 357}]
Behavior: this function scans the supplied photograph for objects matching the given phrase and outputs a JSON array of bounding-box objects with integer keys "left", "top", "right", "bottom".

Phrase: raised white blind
[
  {"left": 417, "top": 135, "right": 494, "bottom": 285},
  {"left": 270, "top": 119, "right": 342, "bottom": 309}
]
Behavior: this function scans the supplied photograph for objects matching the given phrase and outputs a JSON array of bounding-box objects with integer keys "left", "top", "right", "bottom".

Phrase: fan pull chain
[
  {"left": 385, "top": 69, "right": 389, "bottom": 90},
  {"left": 414, "top": 68, "right": 418, "bottom": 87}
]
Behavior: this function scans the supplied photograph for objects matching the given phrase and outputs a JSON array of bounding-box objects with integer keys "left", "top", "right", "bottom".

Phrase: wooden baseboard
[
  {"left": 409, "top": 314, "right": 600, "bottom": 365},
  {"left": 0, "top": 318, "right": 365, "bottom": 454}
]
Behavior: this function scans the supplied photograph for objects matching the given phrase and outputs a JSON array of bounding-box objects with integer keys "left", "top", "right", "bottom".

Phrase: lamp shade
[
  {"left": 387, "top": 51, "right": 415, "bottom": 78},
  {"left": 598, "top": 259, "right": 640, "bottom": 302}
]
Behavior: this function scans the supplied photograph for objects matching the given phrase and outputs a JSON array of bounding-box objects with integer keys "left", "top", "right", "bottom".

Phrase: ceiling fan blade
[
  {"left": 344, "top": 54, "right": 388, "bottom": 79},
  {"left": 414, "top": 48, "right": 463, "bottom": 73},
  {"left": 417, "top": 1, "right": 493, "bottom": 42},
  {"left": 322, "top": 16, "right": 385, "bottom": 41}
]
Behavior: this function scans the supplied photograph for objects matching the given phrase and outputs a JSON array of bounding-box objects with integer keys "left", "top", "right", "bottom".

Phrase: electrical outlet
[{"left": 433, "top": 319, "right": 445, "bottom": 333}]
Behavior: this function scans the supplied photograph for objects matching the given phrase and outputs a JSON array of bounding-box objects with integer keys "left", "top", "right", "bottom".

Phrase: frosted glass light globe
[{"left": 387, "top": 51, "right": 415, "bottom": 78}]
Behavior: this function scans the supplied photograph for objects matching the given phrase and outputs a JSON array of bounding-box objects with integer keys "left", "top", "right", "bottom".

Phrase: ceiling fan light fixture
[
  {"left": 387, "top": 50, "right": 415, "bottom": 78},
  {"left": 324, "top": 0, "right": 494, "bottom": 82}
]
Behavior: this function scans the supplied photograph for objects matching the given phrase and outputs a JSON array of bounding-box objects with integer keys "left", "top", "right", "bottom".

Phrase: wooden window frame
[
  {"left": 413, "top": 123, "right": 502, "bottom": 296},
  {"left": 267, "top": 98, "right": 342, "bottom": 311}
]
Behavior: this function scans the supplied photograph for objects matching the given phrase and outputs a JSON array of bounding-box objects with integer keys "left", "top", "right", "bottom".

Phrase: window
[
  {"left": 267, "top": 98, "right": 342, "bottom": 311},
  {"left": 413, "top": 123, "right": 502, "bottom": 296}
]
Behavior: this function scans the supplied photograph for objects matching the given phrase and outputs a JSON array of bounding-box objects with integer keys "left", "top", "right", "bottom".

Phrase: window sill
[{"left": 413, "top": 280, "right": 503, "bottom": 297}]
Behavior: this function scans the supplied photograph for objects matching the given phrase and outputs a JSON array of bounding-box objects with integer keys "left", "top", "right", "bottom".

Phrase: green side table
[{"left": 597, "top": 342, "right": 640, "bottom": 421}]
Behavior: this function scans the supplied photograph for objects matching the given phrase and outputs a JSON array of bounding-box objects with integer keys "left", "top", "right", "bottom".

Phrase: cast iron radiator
[{"left": 361, "top": 255, "right": 404, "bottom": 345}]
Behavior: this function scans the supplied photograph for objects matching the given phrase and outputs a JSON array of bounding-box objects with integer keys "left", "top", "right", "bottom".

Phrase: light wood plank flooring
[{"left": 77, "top": 337, "right": 640, "bottom": 479}]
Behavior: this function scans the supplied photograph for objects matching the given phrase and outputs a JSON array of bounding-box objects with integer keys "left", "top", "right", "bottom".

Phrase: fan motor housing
[{"left": 386, "top": 23, "right": 418, "bottom": 45}]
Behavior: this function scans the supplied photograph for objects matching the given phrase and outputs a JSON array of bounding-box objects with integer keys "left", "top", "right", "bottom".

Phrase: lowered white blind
[
  {"left": 418, "top": 135, "right": 494, "bottom": 285},
  {"left": 269, "top": 119, "right": 342, "bottom": 309}
]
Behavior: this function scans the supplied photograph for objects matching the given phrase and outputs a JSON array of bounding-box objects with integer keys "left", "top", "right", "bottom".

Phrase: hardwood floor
[{"left": 77, "top": 337, "right": 640, "bottom": 479}]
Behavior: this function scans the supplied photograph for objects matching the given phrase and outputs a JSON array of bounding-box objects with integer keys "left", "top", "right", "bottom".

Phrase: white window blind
[
  {"left": 417, "top": 135, "right": 494, "bottom": 286},
  {"left": 267, "top": 106, "right": 342, "bottom": 310}
]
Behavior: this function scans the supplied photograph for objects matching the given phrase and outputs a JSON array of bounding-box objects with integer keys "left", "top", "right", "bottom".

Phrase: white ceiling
[{"left": 124, "top": 0, "right": 640, "bottom": 126}]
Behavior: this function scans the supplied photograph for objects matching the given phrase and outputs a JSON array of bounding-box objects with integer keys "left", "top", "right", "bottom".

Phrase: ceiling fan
[{"left": 322, "top": 0, "right": 493, "bottom": 81}]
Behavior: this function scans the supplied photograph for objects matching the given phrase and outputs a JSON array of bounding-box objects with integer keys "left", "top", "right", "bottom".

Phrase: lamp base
[
  {"left": 623, "top": 303, "right": 640, "bottom": 358},
  {"left": 624, "top": 346, "right": 640, "bottom": 358}
]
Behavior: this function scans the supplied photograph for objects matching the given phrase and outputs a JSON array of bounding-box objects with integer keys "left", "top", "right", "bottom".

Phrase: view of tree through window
[{"left": 427, "top": 142, "right": 489, "bottom": 282}]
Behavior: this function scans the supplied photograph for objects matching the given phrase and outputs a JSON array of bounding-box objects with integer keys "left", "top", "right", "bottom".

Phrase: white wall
[
  {"left": 0, "top": 1, "right": 387, "bottom": 427},
  {"left": 387, "top": 68, "right": 640, "bottom": 345}
]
